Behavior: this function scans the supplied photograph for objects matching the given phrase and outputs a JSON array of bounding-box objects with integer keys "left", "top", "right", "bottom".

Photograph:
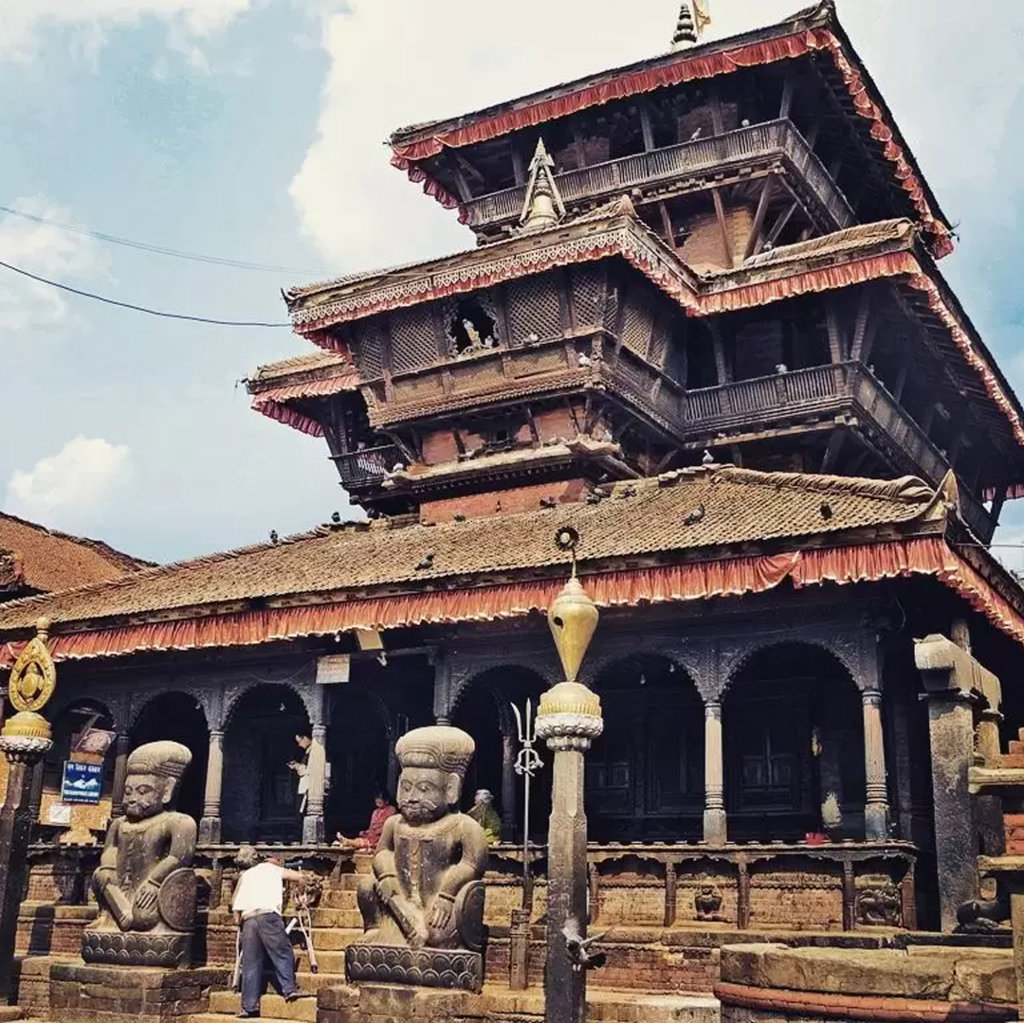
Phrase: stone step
[
  {"left": 209, "top": 990, "right": 318, "bottom": 1022},
  {"left": 208, "top": 908, "right": 361, "bottom": 929},
  {"left": 188, "top": 1014, "right": 296, "bottom": 1023},
  {"left": 319, "top": 889, "right": 358, "bottom": 910},
  {"left": 293, "top": 948, "right": 346, "bottom": 973},
  {"left": 1008, "top": 739, "right": 1024, "bottom": 755}
]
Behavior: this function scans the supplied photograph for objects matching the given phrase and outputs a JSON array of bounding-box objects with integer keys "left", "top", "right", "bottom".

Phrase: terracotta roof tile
[
  {"left": 0, "top": 467, "right": 937, "bottom": 632},
  {"left": 248, "top": 349, "right": 352, "bottom": 383},
  {"left": 0, "top": 514, "right": 150, "bottom": 595}
]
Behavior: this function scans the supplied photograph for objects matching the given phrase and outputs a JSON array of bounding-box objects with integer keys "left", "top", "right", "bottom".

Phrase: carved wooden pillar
[
  {"left": 862, "top": 690, "right": 890, "bottom": 841},
  {"left": 703, "top": 698, "right": 727, "bottom": 845},
  {"left": 110, "top": 732, "right": 132, "bottom": 819},
  {"left": 199, "top": 729, "right": 224, "bottom": 844},
  {"left": 501, "top": 729, "right": 517, "bottom": 838}
]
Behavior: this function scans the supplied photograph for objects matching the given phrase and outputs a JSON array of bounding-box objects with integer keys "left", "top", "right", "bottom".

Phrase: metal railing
[
  {"left": 463, "top": 119, "right": 854, "bottom": 231},
  {"left": 331, "top": 445, "right": 401, "bottom": 489}
]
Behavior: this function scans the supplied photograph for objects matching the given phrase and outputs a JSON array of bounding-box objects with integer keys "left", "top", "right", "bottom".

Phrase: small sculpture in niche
[
  {"left": 347, "top": 725, "right": 488, "bottom": 990},
  {"left": 448, "top": 297, "right": 499, "bottom": 357},
  {"left": 856, "top": 884, "right": 901, "bottom": 927},
  {"left": 694, "top": 882, "right": 724, "bottom": 921},
  {"left": 82, "top": 740, "right": 198, "bottom": 967}
]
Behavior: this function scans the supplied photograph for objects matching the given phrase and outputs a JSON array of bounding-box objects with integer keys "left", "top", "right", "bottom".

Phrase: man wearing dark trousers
[{"left": 231, "top": 846, "right": 307, "bottom": 1019}]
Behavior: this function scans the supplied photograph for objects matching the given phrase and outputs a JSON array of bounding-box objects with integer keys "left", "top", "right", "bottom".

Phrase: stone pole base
[{"left": 319, "top": 984, "right": 491, "bottom": 1023}]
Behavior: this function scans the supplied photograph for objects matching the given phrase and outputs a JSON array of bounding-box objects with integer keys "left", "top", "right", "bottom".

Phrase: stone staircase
[{"left": 187, "top": 879, "right": 363, "bottom": 1023}]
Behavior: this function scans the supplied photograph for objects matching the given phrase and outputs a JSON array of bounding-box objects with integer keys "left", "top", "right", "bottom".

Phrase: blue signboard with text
[{"left": 61, "top": 761, "right": 103, "bottom": 804}]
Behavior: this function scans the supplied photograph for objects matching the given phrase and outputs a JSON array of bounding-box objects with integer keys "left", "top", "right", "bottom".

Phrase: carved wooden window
[
  {"left": 506, "top": 275, "right": 562, "bottom": 344},
  {"left": 571, "top": 266, "right": 605, "bottom": 329},
  {"left": 445, "top": 295, "right": 501, "bottom": 357},
  {"left": 390, "top": 308, "right": 442, "bottom": 373},
  {"left": 355, "top": 318, "right": 386, "bottom": 378},
  {"left": 620, "top": 291, "right": 654, "bottom": 358}
]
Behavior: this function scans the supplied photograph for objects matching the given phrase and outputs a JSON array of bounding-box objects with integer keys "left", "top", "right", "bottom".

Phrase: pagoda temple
[{"left": 6, "top": 1, "right": 1024, "bottom": 1014}]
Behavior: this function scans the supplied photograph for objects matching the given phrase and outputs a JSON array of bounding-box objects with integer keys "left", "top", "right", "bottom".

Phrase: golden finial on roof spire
[{"left": 671, "top": 0, "right": 711, "bottom": 50}]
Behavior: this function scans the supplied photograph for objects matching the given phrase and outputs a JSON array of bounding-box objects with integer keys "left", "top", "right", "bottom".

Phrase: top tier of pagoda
[
  {"left": 388, "top": 1, "right": 953, "bottom": 263},
  {"left": 249, "top": 2, "right": 1024, "bottom": 547}
]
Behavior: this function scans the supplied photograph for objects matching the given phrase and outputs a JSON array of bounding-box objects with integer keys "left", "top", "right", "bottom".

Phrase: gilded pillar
[
  {"left": 199, "top": 729, "right": 224, "bottom": 844},
  {"left": 0, "top": 619, "right": 56, "bottom": 1000},
  {"left": 862, "top": 690, "right": 890, "bottom": 841},
  {"left": 703, "top": 698, "right": 727, "bottom": 845}
]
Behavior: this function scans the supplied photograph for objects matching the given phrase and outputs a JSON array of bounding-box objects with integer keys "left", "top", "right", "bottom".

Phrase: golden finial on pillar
[
  {"left": 1, "top": 616, "right": 57, "bottom": 751},
  {"left": 536, "top": 528, "right": 603, "bottom": 747}
]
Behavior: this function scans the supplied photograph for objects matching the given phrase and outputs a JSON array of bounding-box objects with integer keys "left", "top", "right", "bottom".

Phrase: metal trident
[{"left": 511, "top": 699, "right": 543, "bottom": 909}]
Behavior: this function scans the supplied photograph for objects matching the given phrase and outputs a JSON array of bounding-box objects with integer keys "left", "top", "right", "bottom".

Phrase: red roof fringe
[
  {"left": 3, "top": 536, "right": 1022, "bottom": 667},
  {"left": 250, "top": 398, "right": 324, "bottom": 437},
  {"left": 699, "top": 251, "right": 916, "bottom": 314},
  {"left": 390, "top": 32, "right": 953, "bottom": 257}
]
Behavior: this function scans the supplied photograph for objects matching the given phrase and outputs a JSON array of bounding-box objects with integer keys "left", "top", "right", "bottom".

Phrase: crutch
[{"left": 231, "top": 924, "right": 243, "bottom": 992}]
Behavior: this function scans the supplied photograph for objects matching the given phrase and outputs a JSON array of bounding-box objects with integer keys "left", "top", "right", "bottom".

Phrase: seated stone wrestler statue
[
  {"left": 84, "top": 740, "right": 198, "bottom": 965},
  {"left": 357, "top": 726, "right": 488, "bottom": 951}
]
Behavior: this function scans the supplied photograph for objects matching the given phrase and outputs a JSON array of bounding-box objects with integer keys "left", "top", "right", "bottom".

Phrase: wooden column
[
  {"left": 501, "top": 729, "right": 517, "bottom": 839},
  {"left": 199, "top": 729, "right": 224, "bottom": 844},
  {"left": 703, "top": 699, "right": 727, "bottom": 845},
  {"left": 302, "top": 723, "right": 328, "bottom": 845},
  {"left": 110, "top": 732, "right": 132, "bottom": 819},
  {"left": 862, "top": 690, "right": 890, "bottom": 841},
  {"left": 0, "top": 756, "right": 38, "bottom": 999}
]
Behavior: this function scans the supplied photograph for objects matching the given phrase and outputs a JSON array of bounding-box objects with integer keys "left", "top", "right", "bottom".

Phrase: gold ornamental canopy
[{"left": 2, "top": 617, "right": 57, "bottom": 746}]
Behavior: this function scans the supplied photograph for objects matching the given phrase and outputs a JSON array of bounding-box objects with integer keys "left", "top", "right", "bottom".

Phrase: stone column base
[
  {"left": 45, "top": 962, "right": 229, "bottom": 1023},
  {"left": 703, "top": 808, "right": 727, "bottom": 846}
]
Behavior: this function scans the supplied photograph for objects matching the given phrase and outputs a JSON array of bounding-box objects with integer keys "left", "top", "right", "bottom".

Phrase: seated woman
[
  {"left": 335, "top": 790, "right": 397, "bottom": 852},
  {"left": 468, "top": 788, "right": 502, "bottom": 845}
]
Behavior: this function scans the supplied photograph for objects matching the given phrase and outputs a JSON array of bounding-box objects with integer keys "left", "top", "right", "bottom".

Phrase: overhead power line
[
  {"left": 0, "top": 258, "right": 292, "bottom": 328},
  {"left": 0, "top": 203, "right": 328, "bottom": 277}
]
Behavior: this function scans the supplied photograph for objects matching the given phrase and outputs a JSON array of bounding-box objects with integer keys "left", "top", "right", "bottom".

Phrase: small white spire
[{"left": 519, "top": 138, "right": 566, "bottom": 232}]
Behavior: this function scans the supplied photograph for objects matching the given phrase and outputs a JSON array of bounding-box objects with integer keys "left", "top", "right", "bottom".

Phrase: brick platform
[{"left": 15, "top": 957, "right": 229, "bottom": 1023}]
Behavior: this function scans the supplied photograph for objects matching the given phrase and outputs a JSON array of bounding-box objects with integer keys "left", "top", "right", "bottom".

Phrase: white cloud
[
  {"left": 290, "top": 1, "right": 1024, "bottom": 272},
  {"left": 0, "top": 0, "right": 252, "bottom": 62},
  {"left": 0, "top": 198, "right": 108, "bottom": 333},
  {"left": 5, "top": 436, "right": 132, "bottom": 529}
]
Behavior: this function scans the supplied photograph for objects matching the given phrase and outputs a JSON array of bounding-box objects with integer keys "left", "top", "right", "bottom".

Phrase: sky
[{"left": 2, "top": 0, "right": 1024, "bottom": 568}]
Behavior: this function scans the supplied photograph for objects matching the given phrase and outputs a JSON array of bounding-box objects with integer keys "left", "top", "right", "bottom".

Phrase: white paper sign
[
  {"left": 316, "top": 654, "right": 351, "bottom": 685},
  {"left": 47, "top": 803, "right": 73, "bottom": 826}
]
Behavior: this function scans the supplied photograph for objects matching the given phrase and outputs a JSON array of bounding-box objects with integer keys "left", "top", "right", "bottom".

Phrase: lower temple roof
[{"left": 4, "top": 464, "right": 1024, "bottom": 666}]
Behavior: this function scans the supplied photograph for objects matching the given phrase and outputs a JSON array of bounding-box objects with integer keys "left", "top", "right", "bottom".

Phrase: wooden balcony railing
[
  {"left": 463, "top": 119, "right": 854, "bottom": 232},
  {"left": 331, "top": 445, "right": 401, "bottom": 490},
  {"left": 686, "top": 363, "right": 994, "bottom": 542}
]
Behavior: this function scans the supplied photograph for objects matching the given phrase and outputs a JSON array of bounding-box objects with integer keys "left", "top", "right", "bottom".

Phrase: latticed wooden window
[
  {"left": 571, "top": 266, "right": 606, "bottom": 329},
  {"left": 648, "top": 314, "right": 670, "bottom": 369},
  {"left": 389, "top": 308, "right": 442, "bottom": 373},
  {"left": 506, "top": 274, "right": 563, "bottom": 344},
  {"left": 354, "top": 319, "right": 386, "bottom": 378},
  {"left": 620, "top": 291, "right": 655, "bottom": 358}
]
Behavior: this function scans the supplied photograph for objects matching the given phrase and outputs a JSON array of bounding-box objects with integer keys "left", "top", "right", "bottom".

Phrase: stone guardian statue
[
  {"left": 82, "top": 740, "right": 198, "bottom": 967},
  {"left": 346, "top": 725, "right": 488, "bottom": 991}
]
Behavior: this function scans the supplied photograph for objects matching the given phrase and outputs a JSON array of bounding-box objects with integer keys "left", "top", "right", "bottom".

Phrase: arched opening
[
  {"left": 724, "top": 643, "right": 866, "bottom": 842},
  {"left": 326, "top": 688, "right": 391, "bottom": 839},
  {"left": 588, "top": 655, "right": 705, "bottom": 842},
  {"left": 222, "top": 685, "right": 310, "bottom": 843},
  {"left": 131, "top": 692, "right": 208, "bottom": 823},
  {"left": 452, "top": 667, "right": 548, "bottom": 843}
]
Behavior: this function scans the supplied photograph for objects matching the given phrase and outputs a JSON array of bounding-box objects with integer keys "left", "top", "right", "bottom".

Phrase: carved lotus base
[
  {"left": 81, "top": 928, "right": 193, "bottom": 968},
  {"left": 344, "top": 944, "right": 482, "bottom": 992}
]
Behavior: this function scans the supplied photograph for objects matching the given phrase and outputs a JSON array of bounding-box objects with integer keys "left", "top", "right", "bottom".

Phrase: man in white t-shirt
[{"left": 232, "top": 846, "right": 307, "bottom": 1018}]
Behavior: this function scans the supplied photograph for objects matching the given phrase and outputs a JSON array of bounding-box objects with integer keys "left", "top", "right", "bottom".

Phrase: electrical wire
[
  {"left": 0, "top": 258, "right": 292, "bottom": 328},
  {"left": 0, "top": 203, "right": 328, "bottom": 276}
]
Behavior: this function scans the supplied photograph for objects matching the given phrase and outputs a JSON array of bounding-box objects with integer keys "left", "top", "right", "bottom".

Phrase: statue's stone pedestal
[
  {"left": 19, "top": 958, "right": 228, "bottom": 1023},
  {"left": 320, "top": 983, "right": 492, "bottom": 1023},
  {"left": 344, "top": 944, "right": 483, "bottom": 992}
]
